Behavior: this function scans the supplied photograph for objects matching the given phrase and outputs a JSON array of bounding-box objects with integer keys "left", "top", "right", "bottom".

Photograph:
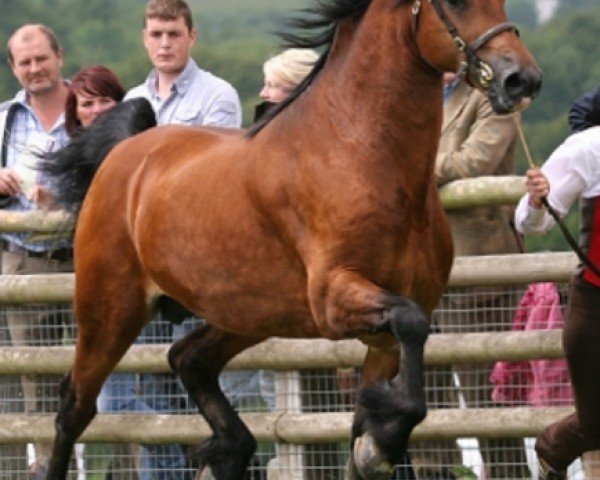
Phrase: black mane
[
  {"left": 39, "top": 97, "right": 156, "bottom": 214},
  {"left": 248, "top": 0, "right": 406, "bottom": 136}
]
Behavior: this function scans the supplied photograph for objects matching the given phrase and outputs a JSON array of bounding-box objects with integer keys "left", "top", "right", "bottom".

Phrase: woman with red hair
[{"left": 65, "top": 65, "right": 125, "bottom": 136}]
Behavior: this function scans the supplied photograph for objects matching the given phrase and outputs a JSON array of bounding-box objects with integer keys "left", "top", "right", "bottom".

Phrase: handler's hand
[
  {"left": 524, "top": 168, "right": 549, "bottom": 209},
  {"left": 0, "top": 169, "right": 22, "bottom": 197}
]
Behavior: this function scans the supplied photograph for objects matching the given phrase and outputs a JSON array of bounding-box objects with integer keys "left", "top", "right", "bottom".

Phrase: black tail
[{"left": 39, "top": 97, "right": 156, "bottom": 213}]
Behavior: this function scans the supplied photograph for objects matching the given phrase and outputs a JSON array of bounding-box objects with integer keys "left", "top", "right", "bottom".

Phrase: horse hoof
[
  {"left": 353, "top": 433, "right": 394, "bottom": 479},
  {"left": 196, "top": 466, "right": 216, "bottom": 480}
]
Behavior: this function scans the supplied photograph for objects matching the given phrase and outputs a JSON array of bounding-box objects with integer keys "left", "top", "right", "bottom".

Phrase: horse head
[{"left": 411, "top": 0, "right": 542, "bottom": 113}]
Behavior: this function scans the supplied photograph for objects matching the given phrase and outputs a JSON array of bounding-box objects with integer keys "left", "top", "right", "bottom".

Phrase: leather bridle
[{"left": 412, "top": 0, "right": 518, "bottom": 90}]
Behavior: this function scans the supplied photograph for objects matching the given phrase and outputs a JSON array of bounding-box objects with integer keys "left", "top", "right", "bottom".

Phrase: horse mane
[
  {"left": 39, "top": 97, "right": 156, "bottom": 214},
  {"left": 248, "top": 0, "right": 407, "bottom": 136}
]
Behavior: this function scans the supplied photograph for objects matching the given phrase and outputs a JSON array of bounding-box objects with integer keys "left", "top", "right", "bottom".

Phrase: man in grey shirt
[{"left": 125, "top": 0, "right": 241, "bottom": 127}]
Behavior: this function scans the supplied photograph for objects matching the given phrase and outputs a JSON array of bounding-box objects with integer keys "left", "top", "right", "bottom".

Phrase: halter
[{"left": 411, "top": 0, "right": 518, "bottom": 90}]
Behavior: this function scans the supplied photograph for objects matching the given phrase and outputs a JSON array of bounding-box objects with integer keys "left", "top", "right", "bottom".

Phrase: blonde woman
[{"left": 254, "top": 48, "right": 319, "bottom": 120}]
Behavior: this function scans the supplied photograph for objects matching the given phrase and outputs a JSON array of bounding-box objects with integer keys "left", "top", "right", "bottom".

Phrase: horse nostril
[{"left": 504, "top": 69, "right": 542, "bottom": 101}]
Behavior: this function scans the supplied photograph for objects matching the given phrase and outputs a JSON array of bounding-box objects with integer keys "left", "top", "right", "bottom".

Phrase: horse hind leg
[
  {"left": 44, "top": 372, "right": 86, "bottom": 479},
  {"left": 46, "top": 275, "right": 151, "bottom": 479},
  {"left": 168, "top": 323, "right": 264, "bottom": 480}
]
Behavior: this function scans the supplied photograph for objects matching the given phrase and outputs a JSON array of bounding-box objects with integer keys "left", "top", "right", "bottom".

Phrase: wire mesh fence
[{"left": 0, "top": 283, "right": 598, "bottom": 479}]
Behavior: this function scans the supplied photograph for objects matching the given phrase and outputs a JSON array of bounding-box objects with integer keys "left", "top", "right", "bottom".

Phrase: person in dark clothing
[{"left": 568, "top": 85, "right": 600, "bottom": 133}]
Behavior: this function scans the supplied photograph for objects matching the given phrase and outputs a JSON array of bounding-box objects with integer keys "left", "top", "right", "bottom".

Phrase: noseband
[{"left": 412, "top": 0, "right": 518, "bottom": 90}]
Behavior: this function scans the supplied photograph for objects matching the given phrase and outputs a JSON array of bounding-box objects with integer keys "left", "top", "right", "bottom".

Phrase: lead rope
[{"left": 515, "top": 115, "right": 600, "bottom": 278}]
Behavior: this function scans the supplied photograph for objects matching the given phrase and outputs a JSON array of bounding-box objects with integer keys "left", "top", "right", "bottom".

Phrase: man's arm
[{"left": 568, "top": 85, "right": 600, "bottom": 133}]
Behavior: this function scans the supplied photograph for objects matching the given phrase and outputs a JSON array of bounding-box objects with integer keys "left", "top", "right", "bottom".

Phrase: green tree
[
  {"left": 556, "top": 0, "right": 598, "bottom": 15},
  {"left": 517, "top": 6, "right": 600, "bottom": 167}
]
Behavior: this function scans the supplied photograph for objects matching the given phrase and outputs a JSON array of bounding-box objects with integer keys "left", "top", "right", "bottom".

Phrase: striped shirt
[{"left": 1, "top": 89, "right": 70, "bottom": 251}]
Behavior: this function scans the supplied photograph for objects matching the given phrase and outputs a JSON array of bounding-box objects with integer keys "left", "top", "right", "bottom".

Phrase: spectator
[
  {"left": 0, "top": 24, "right": 71, "bottom": 480},
  {"left": 98, "top": 0, "right": 242, "bottom": 478},
  {"left": 419, "top": 72, "right": 530, "bottom": 479},
  {"left": 125, "top": 0, "right": 241, "bottom": 127},
  {"left": 255, "top": 47, "right": 318, "bottom": 121},
  {"left": 515, "top": 126, "right": 600, "bottom": 480},
  {"left": 64, "top": 66, "right": 124, "bottom": 136}
]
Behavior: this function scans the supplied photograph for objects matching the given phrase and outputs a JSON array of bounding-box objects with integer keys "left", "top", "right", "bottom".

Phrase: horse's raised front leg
[
  {"left": 349, "top": 296, "right": 429, "bottom": 480},
  {"left": 168, "top": 323, "right": 265, "bottom": 480},
  {"left": 311, "top": 271, "right": 431, "bottom": 480}
]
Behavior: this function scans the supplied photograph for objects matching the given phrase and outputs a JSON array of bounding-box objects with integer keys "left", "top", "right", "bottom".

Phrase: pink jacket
[{"left": 490, "top": 282, "right": 573, "bottom": 406}]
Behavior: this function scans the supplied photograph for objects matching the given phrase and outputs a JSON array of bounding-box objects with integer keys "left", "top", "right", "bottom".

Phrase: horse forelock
[{"left": 248, "top": 0, "right": 410, "bottom": 137}]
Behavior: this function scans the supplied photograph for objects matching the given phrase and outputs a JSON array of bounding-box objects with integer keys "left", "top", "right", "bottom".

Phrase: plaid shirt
[{"left": 1, "top": 89, "right": 70, "bottom": 251}]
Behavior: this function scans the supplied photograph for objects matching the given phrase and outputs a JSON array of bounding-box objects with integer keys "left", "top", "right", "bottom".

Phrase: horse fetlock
[{"left": 195, "top": 431, "right": 257, "bottom": 480}]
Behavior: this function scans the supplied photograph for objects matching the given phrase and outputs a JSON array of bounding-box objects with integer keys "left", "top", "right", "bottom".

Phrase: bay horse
[{"left": 44, "top": 0, "right": 541, "bottom": 479}]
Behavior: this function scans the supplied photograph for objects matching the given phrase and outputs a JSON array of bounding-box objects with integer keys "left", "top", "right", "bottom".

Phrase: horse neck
[{"left": 306, "top": 3, "right": 444, "bottom": 191}]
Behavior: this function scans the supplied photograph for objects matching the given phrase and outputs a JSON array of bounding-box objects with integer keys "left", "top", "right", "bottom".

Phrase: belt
[{"left": 3, "top": 242, "right": 73, "bottom": 262}]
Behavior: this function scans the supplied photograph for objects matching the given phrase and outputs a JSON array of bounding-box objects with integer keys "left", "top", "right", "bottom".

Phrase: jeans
[{"left": 172, "top": 318, "right": 270, "bottom": 411}]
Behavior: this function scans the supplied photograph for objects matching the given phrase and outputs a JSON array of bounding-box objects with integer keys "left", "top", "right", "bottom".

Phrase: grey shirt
[{"left": 125, "top": 58, "right": 242, "bottom": 128}]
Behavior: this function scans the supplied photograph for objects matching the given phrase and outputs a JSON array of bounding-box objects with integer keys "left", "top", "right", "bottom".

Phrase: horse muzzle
[{"left": 486, "top": 62, "right": 542, "bottom": 114}]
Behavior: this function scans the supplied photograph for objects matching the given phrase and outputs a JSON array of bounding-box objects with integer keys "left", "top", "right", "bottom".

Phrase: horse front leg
[
  {"left": 312, "top": 272, "right": 431, "bottom": 480},
  {"left": 168, "top": 323, "right": 264, "bottom": 480},
  {"left": 349, "top": 296, "right": 429, "bottom": 480}
]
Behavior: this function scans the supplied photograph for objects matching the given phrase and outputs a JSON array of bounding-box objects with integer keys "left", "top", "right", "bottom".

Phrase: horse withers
[{"left": 44, "top": 0, "right": 541, "bottom": 479}]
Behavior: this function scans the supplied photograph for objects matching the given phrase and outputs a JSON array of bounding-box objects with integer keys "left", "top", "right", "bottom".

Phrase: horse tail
[{"left": 40, "top": 97, "right": 156, "bottom": 213}]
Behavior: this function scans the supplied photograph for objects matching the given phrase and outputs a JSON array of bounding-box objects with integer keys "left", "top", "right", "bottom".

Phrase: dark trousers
[{"left": 536, "top": 275, "right": 600, "bottom": 471}]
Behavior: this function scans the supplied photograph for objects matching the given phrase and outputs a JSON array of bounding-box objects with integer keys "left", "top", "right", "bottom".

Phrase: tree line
[{"left": 0, "top": 0, "right": 599, "bottom": 251}]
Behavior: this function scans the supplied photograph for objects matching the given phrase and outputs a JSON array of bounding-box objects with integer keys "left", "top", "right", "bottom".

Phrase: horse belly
[{"left": 133, "top": 177, "right": 317, "bottom": 338}]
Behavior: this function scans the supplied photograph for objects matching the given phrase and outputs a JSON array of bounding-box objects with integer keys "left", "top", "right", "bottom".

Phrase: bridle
[{"left": 411, "top": 0, "right": 518, "bottom": 90}]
